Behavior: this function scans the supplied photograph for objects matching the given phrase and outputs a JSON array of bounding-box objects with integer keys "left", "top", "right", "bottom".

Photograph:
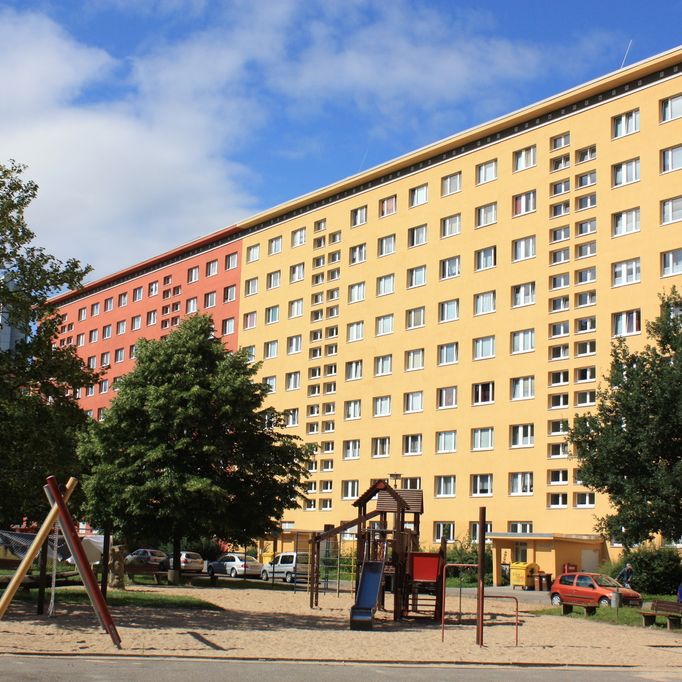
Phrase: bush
[
  {"left": 445, "top": 539, "right": 493, "bottom": 586},
  {"left": 612, "top": 545, "right": 682, "bottom": 594}
]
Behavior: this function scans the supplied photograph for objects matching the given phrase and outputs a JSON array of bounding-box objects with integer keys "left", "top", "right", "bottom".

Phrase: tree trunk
[{"left": 169, "top": 532, "right": 181, "bottom": 585}]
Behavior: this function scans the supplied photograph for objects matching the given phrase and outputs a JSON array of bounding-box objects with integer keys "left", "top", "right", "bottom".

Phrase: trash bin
[
  {"left": 542, "top": 573, "right": 553, "bottom": 591},
  {"left": 611, "top": 591, "right": 622, "bottom": 608},
  {"left": 510, "top": 562, "right": 540, "bottom": 589},
  {"left": 533, "top": 573, "right": 542, "bottom": 591}
]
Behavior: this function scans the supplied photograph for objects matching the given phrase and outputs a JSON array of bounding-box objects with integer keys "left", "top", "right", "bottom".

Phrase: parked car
[
  {"left": 168, "top": 551, "right": 204, "bottom": 573},
  {"left": 207, "top": 553, "right": 262, "bottom": 578},
  {"left": 124, "top": 548, "right": 168, "bottom": 568},
  {"left": 261, "top": 552, "right": 310, "bottom": 583},
  {"left": 550, "top": 572, "right": 642, "bottom": 607}
]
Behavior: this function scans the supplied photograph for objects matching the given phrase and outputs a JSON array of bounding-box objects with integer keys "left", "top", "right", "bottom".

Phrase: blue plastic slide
[{"left": 350, "top": 560, "right": 385, "bottom": 630}]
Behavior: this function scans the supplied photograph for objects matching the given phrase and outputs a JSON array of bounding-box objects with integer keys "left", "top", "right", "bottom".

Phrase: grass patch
[
  {"left": 535, "top": 595, "right": 678, "bottom": 628},
  {"left": 10, "top": 587, "right": 223, "bottom": 611}
]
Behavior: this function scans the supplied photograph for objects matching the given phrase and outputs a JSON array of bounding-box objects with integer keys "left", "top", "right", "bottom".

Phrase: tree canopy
[
  {"left": 0, "top": 161, "right": 96, "bottom": 527},
  {"left": 78, "top": 314, "right": 312, "bottom": 551},
  {"left": 569, "top": 289, "right": 682, "bottom": 547}
]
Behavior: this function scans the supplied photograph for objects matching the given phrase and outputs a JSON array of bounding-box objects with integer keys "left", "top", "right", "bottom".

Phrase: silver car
[
  {"left": 168, "top": 551, "right": 204, "bottom": 573},
  {"left": 207, "top": 553, "right": 262, "bottom": 578},
  {"left": 260, "top": 552, "right": 310, "bottom": 583}
]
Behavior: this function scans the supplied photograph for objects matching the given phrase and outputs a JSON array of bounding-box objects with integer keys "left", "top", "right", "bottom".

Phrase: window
[
  {"left": 613, "top": 158, "right": 640, "bottom": 186},
  {"left": 576, "top": 290, "right": 597, "bottom": 307},
  {"left": 347, "top": 321, "right": 364, "bottom": 342},
  {"left": 379, "top": 195, "right": 397, "bottom": 217},
  {"left": 403, "top": 434, "right": 422, "bottom": 456},
  {"left": 204, "top": 291, "right": 216, "bottom": 309},
  {"left": 435, "top": 476, "right": 456, "bottom": 497},
  {"left": 242, "top": 311, "right": 256, "bottom": 329},
  {"left": 342, "top": 480, "right": 359, "bottom": 499},
  {"left": 374, "top": 354, "right": 392, "bottom": 376},
  {"left": 549, "top": 419, "right": 568, "bottom": 436},
  {"left": 405, "top": 307, "right": 425, "bottom": 329},
  {"left": 378, "top": 234, "right": 396, "bottom": 256},
  {"left": 289, "top": 299, "right": 303, "bottom": 318},
  {"left": 438, "top": 299, "right": 459, "bottom": 322},
  {"left": 409, "top": 184, "right": 428, "bottom": 207},
  {"left": 512, "top": 236, "right": 536, "bottom": 261},
  {"left": 576, "top": 218, "right": 596, "bottom": 237},
  {"left": 511, "top": 329, "right": 535, "bottom": 354},
  {"left": 512, "top": 190, "right": 536, "bottom": 216},
  {"left": 551, "top": 178, "right": 570, "bottom": 196},
  {"left": 245, "top": 278, "right": 258, "bottom": 296},
  {"left": 549, "top": 467, "right": 568, "bottom": 485},
  {"left": 551, "top": 201, "right": 570, "bottom": 217},
  {"left": 116, "top": 320, "right": 126, "bottom": 335},
  {"left": 404, "top": 391, "right": 423, "bottom": 413},
  {"left": 550, "top": 295, "right": 569, "bottom": 312},
  {"left": 575, "top": 366, "right": 596, "bottom": 383},
  {"left": 349, "top": 244, "right": 367, "bottom": 265},
  {"left": 475, "top": 246, "right": 496, "bottom": 271},
  {"left": 131, "top": 315, "right": 141, "bottom": 331},
  {"left": 662, "top": 196, "right": 682, "bottom": 224},
  {"left": 375, "top": 314, "right": 394, "bottom": 336},
  {"left": 473, "top": 336, "right": 495, "bottom": 360},
  {"left": 290, "top": 263, "right": 305, "bottom": 282},
  {"left": 471, "top": 474, "right": 493, "bottom": 496},
  {"left": 434, "top": 522, "right": 455, "bottom": 543},
  {"left": 551, "top": 154, "right": 570, "bottom": 172},
  {"left": 472, "top": 381, "right": 494, "bottom": 405},
  {"left": 371, "top": 437, "right": 390, "bottom": 457},
  {"left": 476, "top": 202, "right": 497, "bottom": 227},
  {"left": 373, "top": 396, "right": 391, "bottom": 417},
  {"left": 440, "top": 256, "right": 460, "bottom": 279},
  {"left": 148, "top": 281, "right": 159, "bottom": 297},
  {"left": 612, "top": 109, "right": 639, "bottom": 137},
  {"left": 437, "top": 342, "right": 458, "bottom": 366},
  {"left": 550, "top": 320, "right": 569, "bottom": 338},
  {"left": 548, "top": 493, "right": 568, "bottom": 508},
  {"left": 342, "top": 440, "right": 360, "bottom": 461},
  {"left": 264, "top": 340, "right": 278, "bottom": 359},
  {"left": 268, "top": 236, "right": 282, "bottom": 255},
  {"left": 576, "top": 241, "right": 596, "bottom": 259},
  {"left": 407, "top": 265, "right": 426, "bottom": 288},
  {"left": 550, "top": 247, "right": 570, "bottom": 265},
  {"left": 441, "top": 214, "right": 461, "bottom": 237},
  {"left": 476, "top": 159, "right": 497, "bottom": 184},
  {"left": 88, "top": 328, "right": 98, "bottom": 343},
  {"left": 510, "top": 472, "right": 533, "bottom": 495},
  {"left": 576, "top": 193, "right": 597, "bottom": 210},
  {"left": 575, "top": 492, "right": 596, "bottom": 508},
  {"left": 437, "top": 386, "right": 457, "bottom": 409},
  {"left": 284, "top": 371, "right": 301, "bottom": 391},
  {"left": 514, "top": 145, "right": 536, "bottom": 171},
  {"left": 266, "top": 271, "right": 281, "bottom": 290},
  {"left": 224, "top": 285, "right": 236, "bottom": 302},
  {"left": 550, "top": 370, "right": 569, "bottom": 386},
  {"left": 344, "top": 400, "right": 361, "bottom": 420},
  {"left": 549, "top": 393, "right": 569, "bottom": 409},
  {"left": 104, "top": 297, "right": 113, "bottom": 312},
  {"left": 345, "top": 360, "right": 363, "bottom": 381},
  {"left": 551, "top": 132, "right": 570, "bottom": 150},
  {"left": 348, "top": 282, "right": 365, "bottom": 303},
  {"left": 287, "top": 335, "right": 302, "bottom": 354},
  {"left": 246, "top": 244, "right": 260, "bottom": 263},
  {"left": 551, "top": 226, "right": 570, "bottom": 243},
  {"left": 146, "top": 310, "right": 157, "bottom": 326},
  {"left": 576, "top": 267, "right": 596, "bottom": 285},
  {"left": 512, "top": 282, "right": 535, "bottom": 307},
  {"left": 471, "top": 427, "right": 494, "bottom": 451},
  {"left": 662, "top": 248, "right": 682, "bottom": 276},
  {"left": 407, "top": 224, "right": 427, "bottom": 247},
  {"left": 576, "top": 145, "right": 596, "bottom": 164},
  {"left": 474, "top": 290, "right": 496, "bottom": 315},
  {"left": 441, "top": 172, "right": 461, "bottom": 196},
  {"left": 511, "top": 424, "right": 534, "bottom": 448},
  {"left": 612, "top": 208, "right": 640, "bottom": 237},
  {"left": 264, "top": 305, "right": 279, "bottom": 324},
  {"left": 576, "top": 170, "right": 596, "bottom": 188},
  {"left": 612, "top": 258, "right": 640, "bottom": 286},
  {"left": 437, "top": 431, "right": 457, "bottom": 454},
  {"left": 661, "top": 145, "right": 682, "bottom": 173},
  {"left": 291, "top": 227, "right": 306, "bottom": 247},
  {"left": 662, "top": 93, "right": 682, "bottom": 121},
  {"left": 613, "top": 309, "right": 641, "bottom": 336},
  {"left": 376, "top": 274, "right": 395, "bottom": 296},
  {"left": 351, "top": 206, "right": 367, "bottom": 227},
  {"left": 549, "top": 442, "right": 569, "bottom": 458},
  {"left": 511, "top": 376, "right": 535, "bottom": 400}
]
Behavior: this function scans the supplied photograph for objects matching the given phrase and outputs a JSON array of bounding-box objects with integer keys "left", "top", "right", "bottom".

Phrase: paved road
[{"left": 1, "top": 656, "right": 678, "bottom": 682}]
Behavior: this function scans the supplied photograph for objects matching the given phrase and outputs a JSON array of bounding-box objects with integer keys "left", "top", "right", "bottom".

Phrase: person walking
[{"left": 617, "top": 562, "right": 634, "bottom": 588}]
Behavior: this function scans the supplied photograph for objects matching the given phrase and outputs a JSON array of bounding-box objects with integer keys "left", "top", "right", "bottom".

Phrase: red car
[{"left": 550, "top": 572, "right": 642, "bottom": 607}]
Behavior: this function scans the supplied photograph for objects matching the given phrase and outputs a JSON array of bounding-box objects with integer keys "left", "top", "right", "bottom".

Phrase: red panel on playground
[{"left": 410, "top": 552, "right": 441, "bottom": 582}]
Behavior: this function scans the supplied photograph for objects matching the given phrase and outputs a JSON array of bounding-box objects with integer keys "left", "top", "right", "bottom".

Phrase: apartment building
[{"left": 51, "top": 47, "right": 682, "bottom": 566}]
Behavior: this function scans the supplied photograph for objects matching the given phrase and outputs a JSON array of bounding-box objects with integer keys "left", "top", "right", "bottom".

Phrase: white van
[{"left": 260, "top": 552, "right": 310, "bottom": 583}]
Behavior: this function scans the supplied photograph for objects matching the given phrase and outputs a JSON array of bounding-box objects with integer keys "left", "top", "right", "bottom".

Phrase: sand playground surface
[{"left": 0, "top": 584, "right": 681, "bottom": 670}]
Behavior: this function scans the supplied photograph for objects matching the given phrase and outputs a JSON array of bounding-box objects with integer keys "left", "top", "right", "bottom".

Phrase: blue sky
[{"left": 2, "top": 0, "right": 682, "bottom": 280}]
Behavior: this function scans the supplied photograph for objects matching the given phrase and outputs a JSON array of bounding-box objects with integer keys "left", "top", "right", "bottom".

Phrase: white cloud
[{"left": 0, "top": 2, "right": 621, "bottom": 281}]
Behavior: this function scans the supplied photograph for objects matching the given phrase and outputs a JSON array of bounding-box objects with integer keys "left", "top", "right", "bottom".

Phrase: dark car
[{"left": 550, "top": 572, "right": 642, "bottom": 607}]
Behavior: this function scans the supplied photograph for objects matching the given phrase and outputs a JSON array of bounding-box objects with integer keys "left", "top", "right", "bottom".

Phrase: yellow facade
[{"left": 53, "top": 47, "right": 682, "bottom": 565}]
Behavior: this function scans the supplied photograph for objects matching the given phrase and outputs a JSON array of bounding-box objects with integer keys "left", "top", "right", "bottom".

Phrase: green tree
[
  {"left": 0, "top": 161, "right": 95, "bottom": 526},
  {"left": 569, "top": 289, "right": 682, "bottom": 547},
  {"left": 78, "top": 314, "right": 312, "bottom": 573}
]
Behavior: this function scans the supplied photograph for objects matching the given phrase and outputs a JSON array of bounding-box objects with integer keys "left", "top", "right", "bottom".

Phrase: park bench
[
  {"left": 560, "top": 598, "right": 598, "bottom": 616},
  {"left": 640, "top": 600, "right": 682, "bottom": 630},
  {"left": 124, "top": 562, "right": 168, "bottom": 584}
]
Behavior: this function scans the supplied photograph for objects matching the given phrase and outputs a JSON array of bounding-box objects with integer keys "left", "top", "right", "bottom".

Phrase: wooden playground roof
[{"left": 376, "top": 489, "right": 423, "bottom": 514}]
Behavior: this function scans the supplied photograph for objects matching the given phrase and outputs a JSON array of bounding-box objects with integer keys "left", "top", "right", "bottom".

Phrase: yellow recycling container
[{"left": 510, "top": 562, "right": 540, "bottom": 589}]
